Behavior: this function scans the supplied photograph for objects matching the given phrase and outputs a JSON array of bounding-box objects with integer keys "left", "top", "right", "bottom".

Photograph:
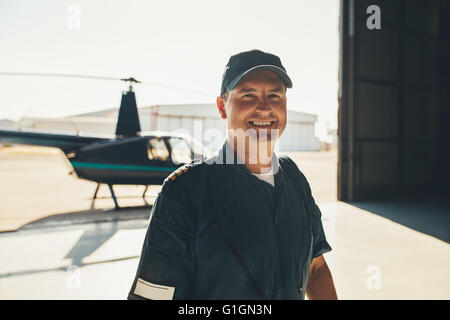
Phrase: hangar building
[{"left": 17, "top": 104, "right": 321, "bottom": 152}]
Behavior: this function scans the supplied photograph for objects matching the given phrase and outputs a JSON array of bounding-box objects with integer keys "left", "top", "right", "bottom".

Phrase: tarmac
[{"left": 0, "top": 145, "right": 449, "bottom": 299}]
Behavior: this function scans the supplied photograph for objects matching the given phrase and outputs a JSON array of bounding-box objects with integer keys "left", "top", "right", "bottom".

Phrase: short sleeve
[
  {"left": 310, "top": 198, "right": 332, "bottom": 259},
  {"left": 127, "top": 192, "right": 195, "bottom": 300}
]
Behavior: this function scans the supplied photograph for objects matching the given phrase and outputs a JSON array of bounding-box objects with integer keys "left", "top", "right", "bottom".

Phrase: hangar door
[{"left": 338, "top": 0, "right": 450, "bottom": 201}]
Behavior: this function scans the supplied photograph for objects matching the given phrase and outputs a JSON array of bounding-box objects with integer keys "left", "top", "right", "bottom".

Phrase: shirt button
[{"left": 298, "top": 288, "right": 303, "bottom": 294}]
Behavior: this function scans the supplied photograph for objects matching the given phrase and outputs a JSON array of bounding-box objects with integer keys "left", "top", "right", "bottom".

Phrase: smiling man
[{"left": 128, "top": 49, "right": 337, "bottom": 300}]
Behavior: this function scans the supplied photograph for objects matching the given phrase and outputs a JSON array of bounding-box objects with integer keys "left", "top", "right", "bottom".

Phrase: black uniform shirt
[{"left": 128, "top": 141, "right": 332, "bottom": 300}]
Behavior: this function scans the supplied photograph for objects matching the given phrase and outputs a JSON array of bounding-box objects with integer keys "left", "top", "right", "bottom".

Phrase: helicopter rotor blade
[
  {"left": 0, "top": 72, "right": 121, "bottom": 82},
  {"left": 120, "top": 77, "right": 141, "bottom": 83},
  {"left": 138, "top": 81, "right": 215, "bottom": 97},
  {"left": 0, "top": 72, "right": 216, "bottom": 97}
]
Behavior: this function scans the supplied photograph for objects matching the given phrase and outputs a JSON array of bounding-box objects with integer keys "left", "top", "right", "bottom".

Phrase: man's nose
[{"left": 255, "top": 97, "right": 271, "bottom": 113}]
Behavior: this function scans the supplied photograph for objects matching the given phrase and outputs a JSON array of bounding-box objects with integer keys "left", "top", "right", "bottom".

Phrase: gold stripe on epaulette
[{"left": 168, "top": 165, "right": 189, "bottom": 181}]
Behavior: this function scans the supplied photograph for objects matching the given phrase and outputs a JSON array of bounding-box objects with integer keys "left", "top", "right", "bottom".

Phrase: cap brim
[{"left": 225, "top": 65, "right": 293, "bottom": 92}]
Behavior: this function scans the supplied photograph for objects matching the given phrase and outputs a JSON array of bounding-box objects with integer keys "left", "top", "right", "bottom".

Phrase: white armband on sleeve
[{"left": 134, "top": 278, "right": 175, "bottom": 300}]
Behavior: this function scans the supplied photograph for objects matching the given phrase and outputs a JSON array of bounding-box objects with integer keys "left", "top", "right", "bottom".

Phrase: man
[{"left": 128, "top": 49, "right": 337, "bottom": 300}]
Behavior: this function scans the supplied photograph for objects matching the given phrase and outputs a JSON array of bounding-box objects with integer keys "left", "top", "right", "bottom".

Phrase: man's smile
[{"left": 247, "top": 120, "right": 277, "bottom": 129}]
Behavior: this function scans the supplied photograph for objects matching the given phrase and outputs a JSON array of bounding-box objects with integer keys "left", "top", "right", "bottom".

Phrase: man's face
[{"left": 217, "top": 69, "right": 287, "bottom": 144}]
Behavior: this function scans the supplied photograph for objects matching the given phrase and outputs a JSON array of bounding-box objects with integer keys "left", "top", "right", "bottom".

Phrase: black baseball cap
[{"left": 220, "top": 49, "right": 293, "bottom": 95}]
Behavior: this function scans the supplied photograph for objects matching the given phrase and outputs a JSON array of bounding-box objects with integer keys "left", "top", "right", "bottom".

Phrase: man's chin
[
  {"left": 228, "top": 128, "right": 282, "bottom": 147},
  {"left": 245, "top": 127, "right": 281, "bottom": 139},
  {"left": 247, "top": 134, "right": 280, "bottom": 149}
]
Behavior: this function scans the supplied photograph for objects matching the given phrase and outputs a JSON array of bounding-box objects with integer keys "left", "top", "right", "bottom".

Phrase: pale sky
[{"left": 0, "top": 0, "right": 339, "bottom": 139}]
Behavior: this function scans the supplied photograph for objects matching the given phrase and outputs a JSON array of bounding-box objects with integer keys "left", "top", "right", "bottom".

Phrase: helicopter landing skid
[
  {"left": 91, "top": 183, "right": 120, "bottom": 209},
  {"left": 107, "top": 184, "right": 120, "bottom": 209},
  {"left": 93, "top": 183, "right": 101, "bottom": 200},
  {"left": 92, "top": 183, "right": 152, "bottom": 210},
  {"left": 142, "top": 185, "right": 149, "bottom": 197}
]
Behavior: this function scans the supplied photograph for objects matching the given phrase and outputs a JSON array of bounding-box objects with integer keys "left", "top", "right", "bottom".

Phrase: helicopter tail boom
[{"left": 0, "top": 129, "right": 107, "bottom": 153}]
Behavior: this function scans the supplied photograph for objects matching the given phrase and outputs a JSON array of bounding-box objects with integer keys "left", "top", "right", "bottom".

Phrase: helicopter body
[
  {"left": 0, "top": 128, "right": 204, "bottom": 183},
  {"left": 68, "top": 133, "right": 201, "bottom": 185},
  {"left": 0, "top": 77, "right": 208, "bottom": 208}
]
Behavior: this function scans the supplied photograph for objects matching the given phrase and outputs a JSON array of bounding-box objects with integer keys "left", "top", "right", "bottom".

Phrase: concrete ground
[
  {"left": 0, "top": 145, "right": 449, "bottom": 299},
  {"left": 0, "top": 145, "right": 161, "bottom": 232}
]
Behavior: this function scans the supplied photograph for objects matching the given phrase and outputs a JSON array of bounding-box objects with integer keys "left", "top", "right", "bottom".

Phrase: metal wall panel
[{"left": 357, "top": 83, "right": 399, "bottom": 140}]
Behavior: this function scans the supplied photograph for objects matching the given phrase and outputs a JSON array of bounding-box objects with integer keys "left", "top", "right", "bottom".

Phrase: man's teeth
[{"left": 251, "top": 121, "right": 272, "bottom": 126}]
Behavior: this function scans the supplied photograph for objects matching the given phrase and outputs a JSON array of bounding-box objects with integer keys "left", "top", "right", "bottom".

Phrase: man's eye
[
  {"left": 269, "top": 94, "right": 281, "bottom": 99},
  {"left": 242, "top": 94, "right": 256, "bottom": 98}
]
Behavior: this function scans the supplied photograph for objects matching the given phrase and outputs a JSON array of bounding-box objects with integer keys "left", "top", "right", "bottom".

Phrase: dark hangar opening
[{"left": 338, "top": 0, "right": 450, "bottom": 201}]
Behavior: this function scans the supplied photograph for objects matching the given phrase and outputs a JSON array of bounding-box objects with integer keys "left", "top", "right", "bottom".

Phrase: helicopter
[{"left": 0, "top": 75, "right": 209, "bottom": 209}]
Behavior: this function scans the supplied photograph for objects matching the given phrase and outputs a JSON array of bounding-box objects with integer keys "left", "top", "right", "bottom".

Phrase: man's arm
[
  {"left": 128, "top": 167, "right": 197, "bottom": 300},
  {"left": 306, "top": 255, "right": 338, "bottom": 300}
]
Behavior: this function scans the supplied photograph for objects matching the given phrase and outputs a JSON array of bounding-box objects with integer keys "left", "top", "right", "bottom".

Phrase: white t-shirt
[
  {"left": 251, "top": 165, "right": 275, "bottom": 187},
  {"left": 222, "top": 140, "right": 278, "bottom": 187}
]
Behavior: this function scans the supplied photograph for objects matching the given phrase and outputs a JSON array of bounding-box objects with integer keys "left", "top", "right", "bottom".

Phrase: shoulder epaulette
[
  {"left": 167, "top": 165, "right": 189, "bottom": 181},
  {"left": 164, "top": 158, "right": 206, "bottom": 183}
]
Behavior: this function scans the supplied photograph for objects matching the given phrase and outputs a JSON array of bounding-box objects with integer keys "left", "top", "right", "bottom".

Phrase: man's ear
[{"left": 216, "top": 96, "right": 227, "bottom": 119}]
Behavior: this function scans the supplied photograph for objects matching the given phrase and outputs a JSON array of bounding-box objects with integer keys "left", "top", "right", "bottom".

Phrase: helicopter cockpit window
[
  {"left": 169, "top": 137, "right": 192, "bottom": 165},
  {"left": 147, "top": 137, "right": 170, "bottom": 161}
]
